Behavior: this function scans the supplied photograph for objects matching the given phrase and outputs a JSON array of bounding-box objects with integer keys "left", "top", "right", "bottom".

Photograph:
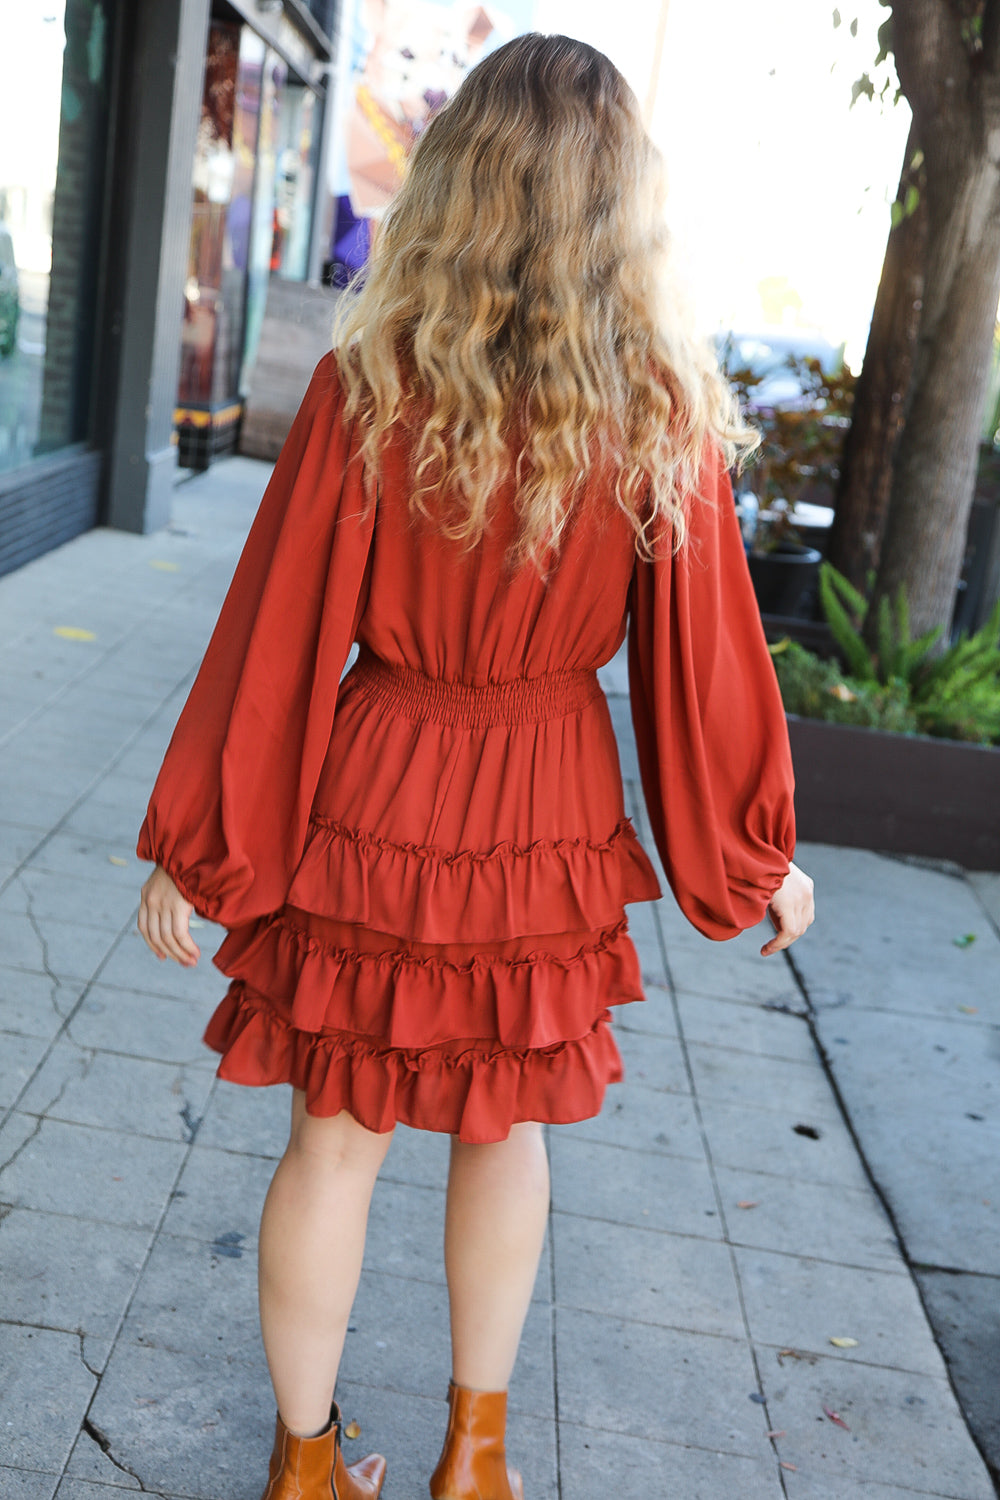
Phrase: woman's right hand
[{"left": 138, "top": 865, "right": 201, "bottom": 967}]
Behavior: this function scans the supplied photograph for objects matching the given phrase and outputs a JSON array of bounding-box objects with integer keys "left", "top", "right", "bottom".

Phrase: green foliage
[
  {"left": 771, "top": 640, "right": 917, "bottom": 733},
  {"left": 778, "top": 566, "right": 1000, "bottom": 744},
  {"left": 911, "top": 602, "right": 1000, "bottom": 743},
  {"left": 890, "top": 183, "right": 921, "bottom": 228},
  {"left": 818, "top": 562, "right": 875, "bottom": 680}
]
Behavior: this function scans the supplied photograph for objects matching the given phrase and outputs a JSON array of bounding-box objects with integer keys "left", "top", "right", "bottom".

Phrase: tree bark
[
  {"left": 869, "top": 0, "right": 1000, "bottom": 639},
  {"left": 826, "top": 123, "right": 927, "bottom": 594}
]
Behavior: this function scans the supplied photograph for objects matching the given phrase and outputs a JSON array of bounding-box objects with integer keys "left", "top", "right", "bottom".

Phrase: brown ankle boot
[
  {"left": 261, "top": 1400, "right": 386, "bottom": 1500},
  {"left": 429, "top": 1382, "right": 524, "bottom": 1500}
]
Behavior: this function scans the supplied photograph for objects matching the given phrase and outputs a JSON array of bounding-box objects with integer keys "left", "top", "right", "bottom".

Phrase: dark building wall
[
  {"left": 38, "top": 1, "right": 113, "bottom": 458},
  {"left": 0, "top": 449, "right": 102, "bottom": 575}
]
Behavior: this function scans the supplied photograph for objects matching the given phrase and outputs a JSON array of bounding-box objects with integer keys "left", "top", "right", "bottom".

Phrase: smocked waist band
[{"left": 347, "top": 646, "right": 602, "bottom": 728}]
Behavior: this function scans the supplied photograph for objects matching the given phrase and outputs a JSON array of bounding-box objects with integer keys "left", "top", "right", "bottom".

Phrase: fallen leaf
[
  {"left": 737, "top": 1200, "right": 760, "bottom": 1210},
  {"left": 958, "top": 1005, "right": 979, "bottom": 1015},
  {"left": 953, "top": 933, "right": 977, "bottom": 949},
  {"left": 765, "top": 1429, "right": 786, "bottom": 1439},
  {"left": 780, "top": 1462, "right": 798, "bottom": 1472},
  {"left": 823, "top": 1405, "right": 850, "bottom": 1431},
  {"left": 108, "top": 855, "right": 128, "bottom": 867},
  {"left": 344, "top": 1420, "right": 362, "bottom": 1440},
  {"left": 829, "top": 1337, "right": 859, "bottom": 1349},
  {"left": 54, "top": 626, "right": 96, "bottom": 641},
  {"left": 149, "top": 560, "right": 180, "bottom": 572},
  {"left": 748, "top": 1393, "right": 766, "bottom": 1405},
  {"left": 828, "top": 682, "right": 857, "bottom": 702}
]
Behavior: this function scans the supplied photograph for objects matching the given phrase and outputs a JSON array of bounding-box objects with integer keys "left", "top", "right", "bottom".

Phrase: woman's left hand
[
  {"left": 138, "top": 864, "right": 201, "bottom": 967},
  {"left": 761, "top": 861, "right": 815, "bottom": 957}
]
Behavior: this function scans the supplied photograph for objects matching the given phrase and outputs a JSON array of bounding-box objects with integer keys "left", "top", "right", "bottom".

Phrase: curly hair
[{"left": 334, "top": 32, "right": 756, "bottom": 562}]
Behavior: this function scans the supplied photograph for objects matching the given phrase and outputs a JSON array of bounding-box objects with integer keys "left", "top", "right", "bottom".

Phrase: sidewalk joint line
[
  {"left": 782, "top": 942, "right": 1000, "bottom": 1492},
  {"left": 544, "top": 1122, "right": 564, "bottom": 1500},
  {"left": 634, "top": 787, "right": 790, "bottom": 1500}
]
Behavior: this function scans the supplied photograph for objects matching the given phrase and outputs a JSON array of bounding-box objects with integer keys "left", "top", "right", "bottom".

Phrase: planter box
[{"left": 787, "top": 715, "right": 1000, "bottom": 870}]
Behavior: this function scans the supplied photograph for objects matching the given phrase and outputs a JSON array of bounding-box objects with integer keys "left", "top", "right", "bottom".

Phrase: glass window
[
  {"left": 271, "top": 82, "right": 319, "bottom": 283},
  {"left": 240, "top": 45, "right": 286, "bottom": 395},
  {"left": 0, "top": 0, "right": 112, "bottom": 474}
]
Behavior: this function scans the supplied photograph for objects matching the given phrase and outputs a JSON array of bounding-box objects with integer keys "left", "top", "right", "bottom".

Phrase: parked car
[
  {"left": 0, "top": 225, "right": 21, "bottom": 358},
  {"left": 714, "top": 328, "right": 845, "bottom": 411}
]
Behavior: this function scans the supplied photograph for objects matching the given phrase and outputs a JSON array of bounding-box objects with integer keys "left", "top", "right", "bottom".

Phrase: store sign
[{"left": 331, "top": 0, "right": 535, "bottom": 219}]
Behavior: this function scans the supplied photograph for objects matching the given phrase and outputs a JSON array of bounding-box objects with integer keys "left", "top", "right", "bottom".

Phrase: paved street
[{"left": 0, "top": 457, "right": 997, "bottom": 1499}]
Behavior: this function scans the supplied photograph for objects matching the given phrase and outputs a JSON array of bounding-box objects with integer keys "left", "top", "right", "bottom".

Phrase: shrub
[
  {"left": 772, "top": 563, "right": 1000, "bottom": 745},
  {"left": 771, "top": 639, "right": 918, "bottom": 733}
]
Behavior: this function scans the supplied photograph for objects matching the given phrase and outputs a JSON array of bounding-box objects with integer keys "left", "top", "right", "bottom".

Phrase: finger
[
  {"left": 761, "top": 912, "right": 810, "bottom": 956},
  {"left": 167, "top": 905, "right": 201, "bottom": 966},
  {"left": 174, "top": 924, "right": 201, "bottom": 966},
  {"left": 158, "top": 911, "right": 195, "bottom": 967},
  {"left": 143, "top": 906, "right": 169, "bottom": 962},
  {"left": 171, "top": 907, "right": 201, "bottom": 964}
]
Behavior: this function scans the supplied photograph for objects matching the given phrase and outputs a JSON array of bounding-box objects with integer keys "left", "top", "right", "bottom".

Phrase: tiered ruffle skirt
[{"left": 204, "top": 649, "right": 661, "bottom": 1142}]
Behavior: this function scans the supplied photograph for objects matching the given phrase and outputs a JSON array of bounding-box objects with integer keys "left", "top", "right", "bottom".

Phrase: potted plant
[
  {"left": 771, "top": 563, "right": 1000, "bottom": 868},
  {"left": 722, "top": 343, "right": 856, "bottom": 619}
]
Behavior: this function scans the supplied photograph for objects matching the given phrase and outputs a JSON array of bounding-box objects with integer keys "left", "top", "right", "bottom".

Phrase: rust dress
[{"left": 138, "top": 354, "right": 795, "bottom": 1144}]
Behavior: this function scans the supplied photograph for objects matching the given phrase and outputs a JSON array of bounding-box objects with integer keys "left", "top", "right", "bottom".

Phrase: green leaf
[
  {"left": 904, "top": 183, "right": 920, "bottom": 217},
  {"left": 902, "top": 624, "right": 943, "bottom": 680},
  {"left": 819, "top": 563, "right": 875, "bottom": 681},
  {"left": 875, "top": 15, "right": 893, "bottom": 66},
  {"left": 875, "top": 595, "right": 892, "bottom": 685},
  {"left": 851, "top": 72, "right": 875, "bottom": 108},
  {"left": 850, "top": 16, "right": 858, "bottom": 37},
  {"left": 822, "top": 560, "right": 868, "bottom": 618},
  {"left": 890, "top": 200, "right": 904, "bottom": 228},
  {"left": 833, "top": 6, "right": 842, "bottom": 25}
]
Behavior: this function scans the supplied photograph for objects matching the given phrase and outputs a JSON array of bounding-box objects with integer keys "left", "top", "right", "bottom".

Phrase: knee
[{"left": 286, "top": 1103, "right": 394, "bottom": 1175}]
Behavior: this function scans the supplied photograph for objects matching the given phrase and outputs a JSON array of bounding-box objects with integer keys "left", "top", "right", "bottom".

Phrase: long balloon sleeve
[
  {"left": 628, "top": 453, "right": 796, "bottom": 940},
  {"left": 137, "top": 354, "right": 375, "bottom": 926}
]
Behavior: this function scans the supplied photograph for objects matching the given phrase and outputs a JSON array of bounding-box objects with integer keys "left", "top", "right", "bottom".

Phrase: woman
[{"left": 137, "top": 33, "right": 814, "bottom": 1500}]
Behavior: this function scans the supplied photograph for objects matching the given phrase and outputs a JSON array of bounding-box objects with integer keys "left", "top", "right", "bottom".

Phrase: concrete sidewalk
[{"left": 0, "top": 457, "right": 997, "bottom": 1500}]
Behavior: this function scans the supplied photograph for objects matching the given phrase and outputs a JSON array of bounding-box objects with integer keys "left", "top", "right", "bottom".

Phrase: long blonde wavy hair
[{"left": 335, "top": 32, "right": 755, "bottom": 562}]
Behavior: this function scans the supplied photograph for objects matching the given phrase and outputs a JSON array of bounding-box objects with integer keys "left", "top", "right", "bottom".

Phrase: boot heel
[
  {"left": 261, "top": 1400, "right": 386, "bottom": 1500},
  {"left": 429, "top": 1381, "right": 523, "bottom": 1500}
]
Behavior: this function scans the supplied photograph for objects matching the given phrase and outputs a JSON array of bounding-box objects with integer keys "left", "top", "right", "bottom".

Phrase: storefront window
[
  {"left": 179, "top": 21, "right": 264, "bottom": 408},
  {"left": 272, "top": 83, "right": 318, "bottom": 283},
  {"left": 180, "top": 20, "right": 322, "bottom": 415},
  {"left": 0, "top": 0, "right": 112, "bottom": 475},
  {"left": 240, "top": 45, "right": 286, "bottom": 395}
]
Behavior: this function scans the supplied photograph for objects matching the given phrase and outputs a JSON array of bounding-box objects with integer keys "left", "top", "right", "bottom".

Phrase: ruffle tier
[
  {"left": 286, "top": 815, "right": 661, "bottom": 942},
  {"left": 204, "top": 980, "right": 626, "bottom": 1144},
  {"left": 213, "top": 911, "right": 644, "bottom": 1049}
]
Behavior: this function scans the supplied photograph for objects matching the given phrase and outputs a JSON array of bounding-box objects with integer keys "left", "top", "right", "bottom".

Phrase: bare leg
[
  {"left": 444, "top": 1122, "right": 550, "bottom": 1391},
  {"left": 258, "top": 1093, "right": 394, "bottom": 1436}
]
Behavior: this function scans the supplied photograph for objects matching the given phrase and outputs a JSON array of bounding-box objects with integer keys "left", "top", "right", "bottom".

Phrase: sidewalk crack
[
  {"left": 23, "top": 883, "right": 58, "bottom": 986},
  {"left": 77, "top": 1329, "right": 101, "bottom": 1379},
  {"left": 179, "top": 1100, "right": 203, "bottom": 1144},
  {"left": 0, "top": 1113, "right": 44, "bottom": 1177},
  {"left": 83, "top": 1417, "right": 148, "bottom": 1491}
]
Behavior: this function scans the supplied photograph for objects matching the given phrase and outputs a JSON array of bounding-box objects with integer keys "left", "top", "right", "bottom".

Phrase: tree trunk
[
  {"left": 826, "top": 124, "right": 927, "bottom": 594},
  {"left": 867, "top": 0, "right": 1000, "bottom": 640},
  {"left": 871, "top": 158, "right": 1000, "bottom": 639}
]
